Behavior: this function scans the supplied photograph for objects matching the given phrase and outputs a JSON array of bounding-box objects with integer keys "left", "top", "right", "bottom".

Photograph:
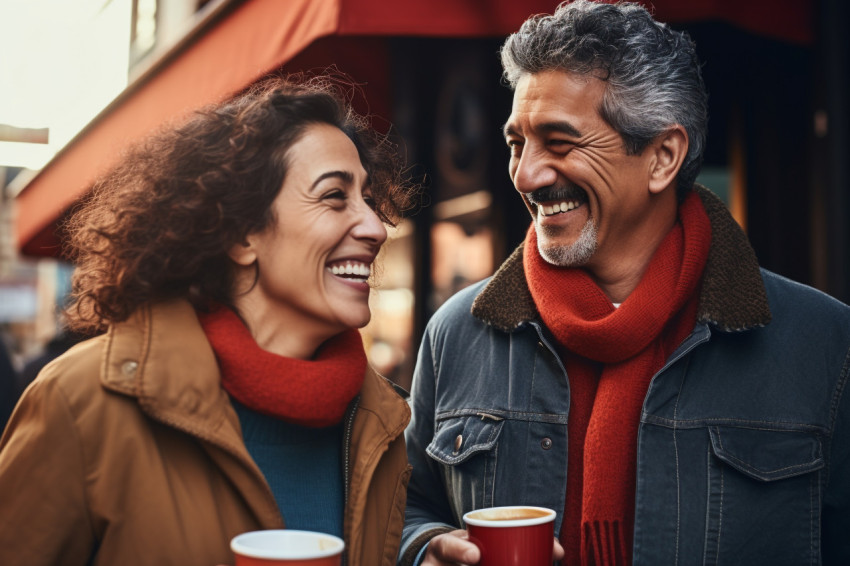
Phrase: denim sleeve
[
  {"left": 397, "top": 323, "right": 456, "bottom": 566},
  {"left": 823, "top": 345, "right": 850, "bottom": 564}
]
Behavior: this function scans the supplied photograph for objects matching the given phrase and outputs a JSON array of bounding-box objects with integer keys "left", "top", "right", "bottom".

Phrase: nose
[
  {"left": 512, "top": 146, "right": 557, "bottom": 195},
  {"left": 351, "top": 200, "right": 388, "bottom": 247}
]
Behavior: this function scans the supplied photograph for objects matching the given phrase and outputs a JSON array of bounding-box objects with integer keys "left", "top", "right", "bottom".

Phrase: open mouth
[
  {"left": 537, "top": 200, "right": 583, "bottom": 216},
  {"left": 528, "top": 185, "right": 588, "bottom": 217},
  {"left": 326, "top": 260, "right": 371, "bottom": 283}
]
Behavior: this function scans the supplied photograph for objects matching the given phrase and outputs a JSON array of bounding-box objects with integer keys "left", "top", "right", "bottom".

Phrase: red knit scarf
[
  {"left": 197, "top": 306, "right": 366, "bottom": 428},
  {"left": 523, "top": 192, "right": 711, "bottom": 566}
]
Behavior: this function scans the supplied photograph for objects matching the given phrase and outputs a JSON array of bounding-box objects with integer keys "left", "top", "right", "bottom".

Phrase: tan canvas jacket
[{"left": 0, "top": 300, "right": 411, "bottom": 566}]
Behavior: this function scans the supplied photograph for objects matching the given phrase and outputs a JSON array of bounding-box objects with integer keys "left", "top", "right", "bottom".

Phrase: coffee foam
[{"left": 463, "top": 506, "right": 556, "bottom": 528}]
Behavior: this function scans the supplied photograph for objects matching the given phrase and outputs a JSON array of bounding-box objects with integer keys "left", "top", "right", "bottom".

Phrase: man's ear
[
  {"left": 648, "top": 125, "right": 688, "bottom": 195},
  {"left": 227, "top": 238, "right": 257, "bottom": 267}
]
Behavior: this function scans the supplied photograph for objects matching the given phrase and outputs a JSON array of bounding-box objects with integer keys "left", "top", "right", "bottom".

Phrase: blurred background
[{"left": 1, "top": 0, "right": 848, "bottom": 417}]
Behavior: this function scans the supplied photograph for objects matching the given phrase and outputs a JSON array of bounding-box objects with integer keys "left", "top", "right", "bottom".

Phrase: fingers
[
  {"left": 422, "top": 529, "right": 481, "bottom": 565},
  {"left": 553, "top": 537, "right": 565, "bottom": 560}
]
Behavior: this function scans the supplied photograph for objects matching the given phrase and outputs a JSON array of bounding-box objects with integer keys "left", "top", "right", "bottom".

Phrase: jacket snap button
[
  {"left": 541, "top": 437, "right": 552, "bottom": 450},
  {"left": 121, "top": 360, "right": 138, "bottom": 377},
  {"left": 181, "top": 389, "right": 201, "bottom": 413},
  {"left": 453, "top": 434, "right": 463, "bottom": 454}
]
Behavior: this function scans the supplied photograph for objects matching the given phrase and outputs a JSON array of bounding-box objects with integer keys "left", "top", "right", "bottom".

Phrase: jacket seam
[
  {"left": 716, "top": 464, "right": 725, "bottom": 564},
  {"left": 810, "top": 462, "right": 818, "bottom": 564},
  {"left": 349, "top": 404, "right": 409, "bottom": 563},
  {"left": 354, "top": 408, "right": 405, "bottom": 453},
  {"left": 828, "top": 344, "right": 850, "bottom": 436},
  {"left": 714, "top": 453, "right": 822, "bottom": 476},
  {"left": 824, "top": 344, "right": 850, "bottom": 491},
  {"left": 358, "top": 404, "right": 409, "bottom": 446},
  {"left": 487, "top": 439, "right": 498, "bottom": 507},
  {"left": 642, "top": 416, "right": 828, "bottom": 432},
  {"left": 701, "top": 445, "right": 711, "bottom": 565},
  {"left": 435, "top": 408, "right": 568, "bottom": 424},
  {"left": 54, "top": 380, "right": 99, "bottom": 547},
  {"left": 671, "top": 353, "right": 690, "bottom": 566},
  {"left": 428, "top": 330, "right": 439, "bottom": 383},
  {"left": 380, "top": 464, "right": 412, "bottom": 566}
]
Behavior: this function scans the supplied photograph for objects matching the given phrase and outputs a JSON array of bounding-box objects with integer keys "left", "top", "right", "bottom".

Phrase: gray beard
[{"left": 537, "top": 218, "right": 598, "bottom": 266}]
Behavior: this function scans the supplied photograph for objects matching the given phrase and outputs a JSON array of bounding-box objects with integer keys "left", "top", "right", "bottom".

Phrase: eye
[
  {"left": 547, "top": 139, "right": 574, "bottom": 152},
  {"left": 506, "top": 138, "right": 523, "bottom": 157},
  {"left": 321, "top": 189, "right": 346, "bottom": 202}
]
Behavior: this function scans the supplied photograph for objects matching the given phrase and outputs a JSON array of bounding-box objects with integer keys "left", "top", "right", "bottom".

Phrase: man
[{"left": 399, "top": 1, "right": 850, "bottom": 565}]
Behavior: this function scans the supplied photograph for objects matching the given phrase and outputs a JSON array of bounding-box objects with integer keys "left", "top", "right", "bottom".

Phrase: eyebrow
[
  {"left": 502, "top": 120, "right": 583, "bottom": 139},
  {"left": 310, "top": 170, "right": 355, "bottom": 191}
]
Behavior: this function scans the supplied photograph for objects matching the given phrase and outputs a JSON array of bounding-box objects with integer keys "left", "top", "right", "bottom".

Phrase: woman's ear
[
  {"left": 648, "top": 125, "right": 688, "bottom": 195},
  {"left": 227, "top": 239, "right": 257, "bottom": 267}
]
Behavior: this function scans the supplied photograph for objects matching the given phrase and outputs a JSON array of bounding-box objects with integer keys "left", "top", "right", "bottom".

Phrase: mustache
[{"left": 527, "top": 182, "right": 587, "bottom": 205}]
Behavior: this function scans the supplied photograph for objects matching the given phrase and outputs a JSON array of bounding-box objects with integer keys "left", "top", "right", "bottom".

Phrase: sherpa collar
[{"left": 471, "top": 185, "right": 771, "bottom": 333}]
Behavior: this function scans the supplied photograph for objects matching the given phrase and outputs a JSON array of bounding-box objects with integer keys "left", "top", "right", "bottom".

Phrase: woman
[{"left": 0, "top": 76, "right": 415, "bottom": 566}]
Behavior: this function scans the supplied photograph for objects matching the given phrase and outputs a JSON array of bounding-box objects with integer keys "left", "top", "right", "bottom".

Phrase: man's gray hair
[{"left": 501, "top": 0, "right": 708, "bottom": 194}]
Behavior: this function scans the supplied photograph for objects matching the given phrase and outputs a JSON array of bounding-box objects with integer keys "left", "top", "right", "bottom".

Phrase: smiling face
[
  {"left": 229, "top": 123, "right": 387, "bottom": 356},
  {"left": 504, "top": 70, "right": 677, "bottom": 276}
]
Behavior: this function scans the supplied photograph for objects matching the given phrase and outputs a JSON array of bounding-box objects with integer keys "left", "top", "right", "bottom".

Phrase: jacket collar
[
  {"left": 100, "top": 299, "right": 409, "bottom": 441},
  {"left": 99, "top": 299, "right": 410, "bottom": 531},
  {"left": 100, "top": 300, "right": 241, "bottom": 443},
  {"left": 471, "top": 185, "right": 771, "bottom": 333}
]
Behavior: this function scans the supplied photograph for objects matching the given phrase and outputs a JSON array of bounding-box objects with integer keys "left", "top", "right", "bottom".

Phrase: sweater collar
[{"left": 471, "top": 185, "right": 771, "bottom": 333}]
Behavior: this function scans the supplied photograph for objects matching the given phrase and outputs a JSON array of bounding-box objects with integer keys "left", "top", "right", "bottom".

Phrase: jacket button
[
  {"left": 453, "top": 434, "right": 463, "bottom": 454},
  {"left": 541, "top": 438, "right": 552, "bottom": 450},
  {"left": 181, "top": 389, "right": 201, "bottom": 413},
  {"left": 121, "top": 360, "right": 139, "bottom": 377}
]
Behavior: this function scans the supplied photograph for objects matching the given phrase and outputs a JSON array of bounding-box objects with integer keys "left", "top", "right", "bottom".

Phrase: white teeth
[
  {"left": 328, "top": 262, "right": 371, "bottom": 278},
  {"left": 540, "top": 201, "right": 580, "bottom": 216}
]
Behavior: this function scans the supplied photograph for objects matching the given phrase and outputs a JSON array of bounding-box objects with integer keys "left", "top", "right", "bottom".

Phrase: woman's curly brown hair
[{"left": 64, "top": 75, "right": 415, "bottom": 335}]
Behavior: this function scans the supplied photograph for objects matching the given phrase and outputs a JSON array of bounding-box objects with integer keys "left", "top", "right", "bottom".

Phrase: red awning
[
  {"left": 16, "top": 0, "right": 571, "bottom": 256},
  {"left": 14, "top": 0, "right": 813, "bottom": 256}
]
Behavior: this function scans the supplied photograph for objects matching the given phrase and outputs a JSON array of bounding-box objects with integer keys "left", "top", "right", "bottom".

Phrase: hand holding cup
[{"left": 462, "top": 506, "right": 557, "bottom": 566}]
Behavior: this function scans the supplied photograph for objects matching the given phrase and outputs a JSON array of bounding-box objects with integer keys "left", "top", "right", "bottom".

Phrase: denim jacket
[{"left": 399, "top": 188, "right": 850, "bottom": 566}]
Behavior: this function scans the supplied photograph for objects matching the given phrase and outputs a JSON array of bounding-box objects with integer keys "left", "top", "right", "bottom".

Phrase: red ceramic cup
[
  {"left": 230, "top": 530, "right": 344, "bottom": 566},
  {"left": 463, "top": 506, "right": 556, "bottom": 566}
]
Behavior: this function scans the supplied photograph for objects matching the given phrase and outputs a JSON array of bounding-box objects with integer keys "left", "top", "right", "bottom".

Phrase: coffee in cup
[
  {"left": 463, "top": 506, "right": 556, "bottom": 566},
  {"left": 230, "top": 530, "right": 344, "bottom": 566}
]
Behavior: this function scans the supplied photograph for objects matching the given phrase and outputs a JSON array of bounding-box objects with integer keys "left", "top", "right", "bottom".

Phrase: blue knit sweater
[{"left": 232, "top": 401, "right": 344, "bottom": 538}]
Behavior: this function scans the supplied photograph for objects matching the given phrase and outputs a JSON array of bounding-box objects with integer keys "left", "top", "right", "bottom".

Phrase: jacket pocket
[
  {"left": 708, "top": 425, "right": 824, "bottom": 481},
  {"left": 426, "top": 413, "right": 505, "bottom": 514},
  {"left": 703, "top": 426, "right": 824, "bottom": 566}
]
